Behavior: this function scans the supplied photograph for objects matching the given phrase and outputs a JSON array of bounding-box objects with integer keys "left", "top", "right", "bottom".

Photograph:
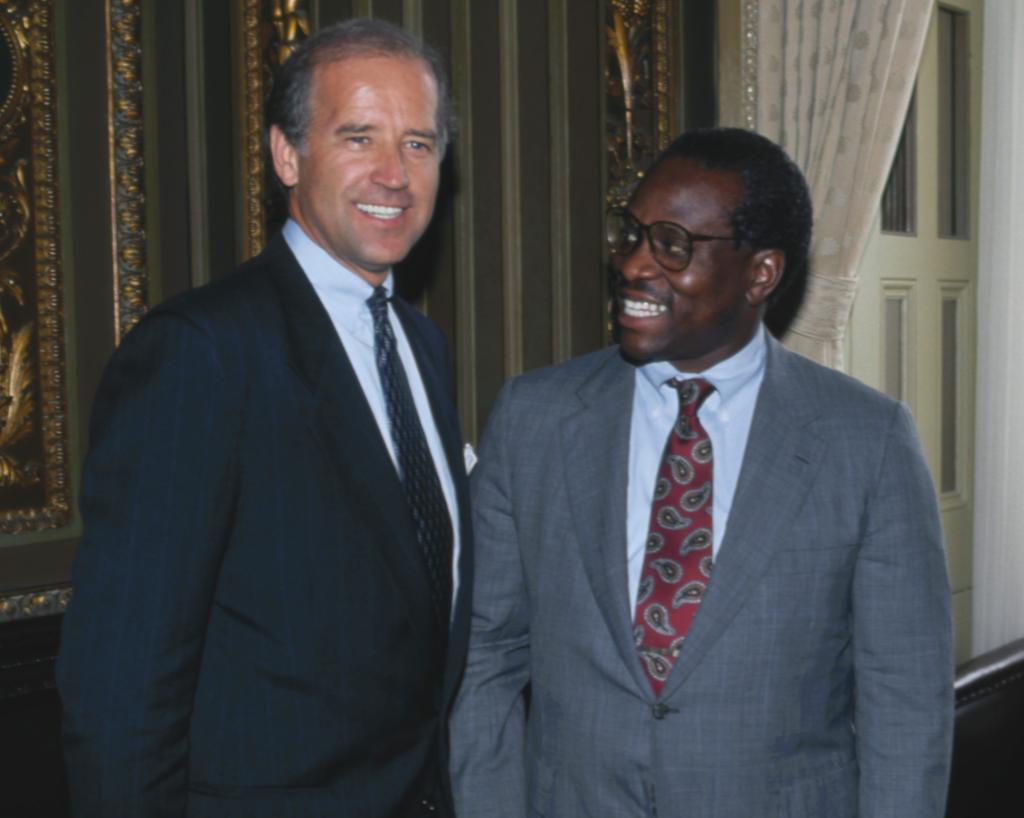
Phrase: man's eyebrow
[
  {"left": 406, "top": 129, "right": 437, "bottom": 142},
  {"left": 334, "top": 122, "right": 373, "bottom": 136},
  {"left": 331, "top": 124, "right": 437, "bottom": 142}
]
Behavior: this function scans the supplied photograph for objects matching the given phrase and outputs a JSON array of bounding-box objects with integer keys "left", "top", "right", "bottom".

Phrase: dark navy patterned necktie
[{"left": 368, "top": 286, "right": 453, "bottom": 623}]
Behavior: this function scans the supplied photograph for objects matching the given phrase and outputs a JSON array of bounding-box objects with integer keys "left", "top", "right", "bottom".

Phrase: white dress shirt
[
  {"left": 283, "top": 219, "right": 461, "bottom": 605},
  {"left": 626, "top": 327, "right": 767, "bottom": 611}
]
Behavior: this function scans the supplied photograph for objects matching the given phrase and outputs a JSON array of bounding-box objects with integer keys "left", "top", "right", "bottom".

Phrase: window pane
[
  {"left": 938, "top": 8, "right": 969, "bottom": 239},
  {"left": 884, "top": 296, "right": 905, "bottom": 400},
  {"left": 881, "top": 93, "right": 916, "bottom": 234},
  {"left": 941, "top": 297, "right": 958, "bottom": 492}
]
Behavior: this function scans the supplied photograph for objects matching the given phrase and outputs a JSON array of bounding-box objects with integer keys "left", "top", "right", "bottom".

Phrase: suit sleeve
[
  {"left": 449, "top": 381, "right": 531, "bottom": 817},
  {"left": 57, "top": 312, "right": 240, "bottom": 818},
  {"left": 853, "top": 402, "right": 954, "bottom": 818}
]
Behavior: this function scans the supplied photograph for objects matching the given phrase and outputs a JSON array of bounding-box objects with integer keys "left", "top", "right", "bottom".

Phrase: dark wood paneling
[
  {"left": 198, "top": 0, "right": 239, "bottom": 281},
  {"left": 415, "top": 0, "right": 456, "bottom": 345},
  {"left": 145, "top": 0, "right": 191, "bottom": 300},
  {"left": 64, "top": 1, "right": 114, "bottom": 445},
  {"left": 0, "top": 615, "right": 68, "bottom": 818},
  {"left": 566, "top": 3, "right": 607, "bottom": 357},
  {"left": 369, "top": 0, "right": 403, "bottom": 26},
  {"left": 466, "top": 1, "right": 505, "bottom": 433},
  {"left": 517, "top": 0, "right": 553, "bottom": 375},
  {"left": 316, "top": 0, "right": 357, "bottom": 27},
  {"left": 681, "top": 0, "right": 718, "bottom": 129},
  {"left": 0, "top": 541, "right": 74, "bottom": 591}
]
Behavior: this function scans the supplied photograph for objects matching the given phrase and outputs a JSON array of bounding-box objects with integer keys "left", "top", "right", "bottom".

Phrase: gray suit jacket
[{"left": 450, "top": 334, "right": 952, "bottom": 818}]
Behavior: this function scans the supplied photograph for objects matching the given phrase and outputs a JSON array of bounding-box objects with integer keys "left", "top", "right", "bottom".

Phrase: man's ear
[
  {"left": 746, "top": 249, "right": 785, "bottom": 308},
  {"left": 269, "top": 125, "right": 299, "bottom": 189}
]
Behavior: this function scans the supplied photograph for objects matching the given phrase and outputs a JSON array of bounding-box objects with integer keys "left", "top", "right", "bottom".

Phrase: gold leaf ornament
[{"left": 0, "top": 157, "right": 29, "bottom": 261}]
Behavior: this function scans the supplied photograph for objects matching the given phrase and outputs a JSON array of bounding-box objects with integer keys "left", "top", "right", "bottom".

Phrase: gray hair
[{"left": 266, "top": 17, "right": 455, "bottom": 158}]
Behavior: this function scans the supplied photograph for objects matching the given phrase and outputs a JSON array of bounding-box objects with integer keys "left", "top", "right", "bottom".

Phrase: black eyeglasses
[{"left": 605, "top": 207, "right": 737, "bottom": 271}]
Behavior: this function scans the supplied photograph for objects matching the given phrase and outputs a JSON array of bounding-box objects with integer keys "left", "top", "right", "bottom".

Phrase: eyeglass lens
[{"left": 606, "top": 210, "right": 693, "bottom": 270}]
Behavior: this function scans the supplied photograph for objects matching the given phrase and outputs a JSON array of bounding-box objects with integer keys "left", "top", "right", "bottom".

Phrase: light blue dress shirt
[
  {"left": 626, "top": 327, "right": 767, "bottom": 611},
  {"left": 283, "top": 219, "right": 461, "bottom": 604}
]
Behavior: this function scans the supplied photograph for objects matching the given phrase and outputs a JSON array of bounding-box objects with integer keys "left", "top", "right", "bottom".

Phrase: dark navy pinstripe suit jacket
[{"left": 58, "top": 234, "right": 473, "bottom": 818}]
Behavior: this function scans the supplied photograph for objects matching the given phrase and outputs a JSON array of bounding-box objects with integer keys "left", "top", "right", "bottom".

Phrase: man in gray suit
[{"left": 450, "top": 128, "right": 953, "bottom": 817}]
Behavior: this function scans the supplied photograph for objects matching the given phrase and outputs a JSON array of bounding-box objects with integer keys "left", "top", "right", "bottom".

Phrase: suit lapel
[
  {"left": 661, "top": 336, "right": 827, "bottom": 697},
  {"left": 561, "top": 351, "right": 653, "bottom": 694},
  {"left": 265, "top": 237, "right": 435, "bottom": 640}
]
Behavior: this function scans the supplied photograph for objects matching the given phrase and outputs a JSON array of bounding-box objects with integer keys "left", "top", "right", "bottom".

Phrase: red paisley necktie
[{"left": 633, "top": 378, "right": 714, "bottom": 695}]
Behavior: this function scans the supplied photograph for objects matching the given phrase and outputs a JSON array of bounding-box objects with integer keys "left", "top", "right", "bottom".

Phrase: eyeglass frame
[{"left": 605, "top": 206, "right": 740, "bottom": 272}]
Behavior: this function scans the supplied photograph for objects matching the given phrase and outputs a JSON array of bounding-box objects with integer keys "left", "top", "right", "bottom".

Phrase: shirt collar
[
  {"left": 636, "top": 324, "right": 767, "bottom": 405},
  {"left": 282, "top": 218, "right": 394, "bottom": 311}
]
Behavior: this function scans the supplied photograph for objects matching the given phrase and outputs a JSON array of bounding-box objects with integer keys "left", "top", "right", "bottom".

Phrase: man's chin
[
  {"left": 617, "top": 334, "right": 689, "bottom": 369},
  {"left": 617, "top": 339, "right": 656, "bottom": 366}
]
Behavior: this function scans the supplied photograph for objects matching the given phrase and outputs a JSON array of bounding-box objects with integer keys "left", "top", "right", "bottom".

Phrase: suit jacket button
[
  {"left": 420, "top": 797, "right": 437, "bottom": 813},
  {"left": 652, "top": 702, "right": 670, "bottom": 719}
]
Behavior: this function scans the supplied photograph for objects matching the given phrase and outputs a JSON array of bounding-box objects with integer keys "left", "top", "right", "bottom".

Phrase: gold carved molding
[
  {"left": 106, "top": 0, "right": 148, "bottom": 343},
  {"left": 741, "top": 0, "right": 758, "bottom": 130},
  {"left": 0, "top": 0, "right": 70, "bottom": 533},
  {"left": 0, "top": 584, "right": 70, "bottom": 622},
  {"left": 238, "top": 0, "right": 309, "bottom": 260},
  {"left": 239, "top": 0, "right": 266, "bottom": 260},
  {"left": 605, "top": 0, "right": 675, "bottom": 207}
]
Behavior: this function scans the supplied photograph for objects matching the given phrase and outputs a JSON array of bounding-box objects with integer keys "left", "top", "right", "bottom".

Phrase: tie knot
[
  {"left": 671, "top": 378, "right": 714, "bottom": 417},
  {"left": 367, "top": 286, "right": 389, "bottom": 323}
]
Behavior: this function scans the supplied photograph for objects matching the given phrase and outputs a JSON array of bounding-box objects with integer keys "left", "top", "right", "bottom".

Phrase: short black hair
[
  {"left": 266, "top": 18, "right": 455, "bottom": 159},
  {"left": 650, "top": 127, "right": 812, "bottom": 304}
]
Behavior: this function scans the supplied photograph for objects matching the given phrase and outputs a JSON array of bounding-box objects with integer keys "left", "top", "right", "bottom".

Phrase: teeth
[
  {"left": 621, "top": 298, "right": 668, "bottom": 318},
  {"left": 357, "top": 203, "right": 403, "bottom": 219}
]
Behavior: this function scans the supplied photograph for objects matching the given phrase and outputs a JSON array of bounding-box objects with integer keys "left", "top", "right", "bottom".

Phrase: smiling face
[
  {"left": 615, "top": 156, "right": 783, "bottom": 372},
  {"left": 270, "top": 54, "right": 441, "bottom": 285}
]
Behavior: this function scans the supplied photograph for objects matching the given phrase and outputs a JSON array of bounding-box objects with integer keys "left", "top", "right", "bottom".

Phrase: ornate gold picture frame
[
  {"left": 0, "top": 0, "right": 70, "bottom": 534},
  {"left": 605, "top": 0, "right": 675, "bottom": 207},
  {"left": 107, "top": 0, "right": 149, "bottom": 344},
  {"left": 238, "top": 0, "right": 309, "bottom": 261}
]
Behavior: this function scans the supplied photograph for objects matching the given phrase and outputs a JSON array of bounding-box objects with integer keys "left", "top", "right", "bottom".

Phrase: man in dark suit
[
  {"left": 58, "top": 19, "right": 471, "bottom": 818},
  {"left": 451, "top": 128, "right": 953, "bottom": 817}
]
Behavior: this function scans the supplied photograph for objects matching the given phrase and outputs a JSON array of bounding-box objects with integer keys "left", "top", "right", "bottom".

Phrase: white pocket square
[{"left": 463, "top": 443, "right": 478, "bottom": 475}]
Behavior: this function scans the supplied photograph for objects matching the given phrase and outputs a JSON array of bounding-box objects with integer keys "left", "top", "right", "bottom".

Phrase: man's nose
[
  {"left": 371, "top": 146, "right": 409, "bottom": 189},
  {"left": 617, "top": 238, "right": 661, "bottom": 282}
]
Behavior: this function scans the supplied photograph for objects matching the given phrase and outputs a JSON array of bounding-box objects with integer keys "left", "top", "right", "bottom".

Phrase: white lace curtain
[{"left": 756, "top": 0, "right": 932, "bottom": 368}]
